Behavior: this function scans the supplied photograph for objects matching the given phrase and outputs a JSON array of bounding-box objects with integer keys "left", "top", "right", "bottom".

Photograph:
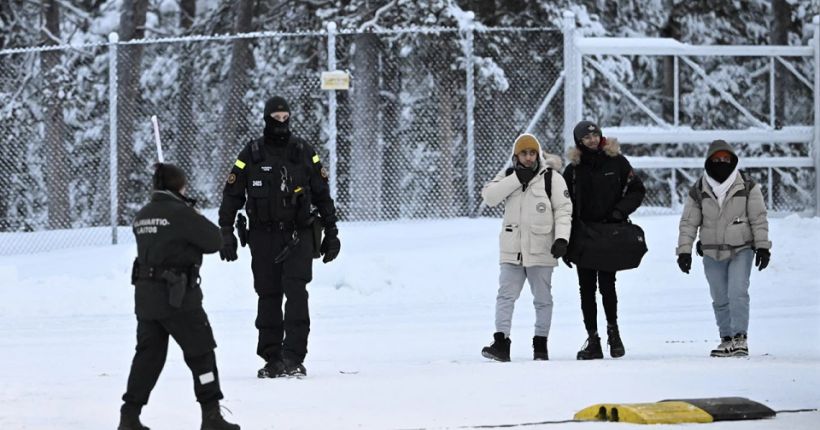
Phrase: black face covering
[
  {"left": 513, "top": 155, "right": 539, "bottom": 172},
  {"left": 264, "top": 115, "right": 290, "bottom": 138},
  {"left": 707, "top": 162, "right": 734, "bottom": 183}
]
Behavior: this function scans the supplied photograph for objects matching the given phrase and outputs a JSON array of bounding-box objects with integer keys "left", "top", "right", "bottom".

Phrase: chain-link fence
[{"left": 1, "top": 23, "right": 818, "bottom": 255}]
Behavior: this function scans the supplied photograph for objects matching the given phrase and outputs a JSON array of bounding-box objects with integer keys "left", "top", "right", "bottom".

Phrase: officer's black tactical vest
[{"left": 244, "top": 137, "right": 312, "bottom": 228}]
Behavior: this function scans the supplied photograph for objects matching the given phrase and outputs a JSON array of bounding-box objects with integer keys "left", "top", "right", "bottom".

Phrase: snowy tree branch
[
  {"left": 55, "top": 0, "right": 90, "bottom": 20},
  {"left": 40, "top": 25, "right": 64, "bottom": 45},
  {"left": 358, "top": 0, "right": 397, "bottom": 32}
]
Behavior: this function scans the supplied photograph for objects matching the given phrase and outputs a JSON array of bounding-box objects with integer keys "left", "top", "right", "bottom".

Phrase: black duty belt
[
  {"left": 131, "top": 259, "right": 201, "bottom": 308},
  {"left": 250, "top": 220, "right": 298, "bottom": 231}
]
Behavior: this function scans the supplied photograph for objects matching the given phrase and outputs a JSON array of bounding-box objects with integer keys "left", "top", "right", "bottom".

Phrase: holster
[
  {"left": 131, "top": 260, "right": 199, "bottom": 308},
  {"left": 236, "top": 213, "right": 248, "bottom": 247}
]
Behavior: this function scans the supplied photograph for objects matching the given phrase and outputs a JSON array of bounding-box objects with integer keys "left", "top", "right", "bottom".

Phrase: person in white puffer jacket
[{"left": 480, "top": 134, "right": 573, "bottom": 362}]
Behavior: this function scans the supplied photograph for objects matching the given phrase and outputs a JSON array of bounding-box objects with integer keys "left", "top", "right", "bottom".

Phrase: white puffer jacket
[{"left": 481, "top": 140, "right": 573, "bottom": 267}]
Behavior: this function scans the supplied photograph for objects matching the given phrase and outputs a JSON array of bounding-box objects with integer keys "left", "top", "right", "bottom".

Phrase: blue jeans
[{"left": 703, "top": 249, "right": 754, "bottom": 338}]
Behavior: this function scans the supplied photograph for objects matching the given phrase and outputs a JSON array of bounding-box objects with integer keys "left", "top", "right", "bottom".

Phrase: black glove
[
  {"left": 514, "top": 167, "right": 536, "bottom": 185},
  {"left": 320, "top": 225, "right": 341, "bottom": 264},
  {"left": 677, "top": 253, "right": 692, "bottom": 274},
  {"left": 219, "top": 228, "right": 238, "bottom": 262},
  {"left": 755, "top": 248, "right": 770, "bottom": 271},
  {"left": 551, "top": 239, "right": 568, "bottom": 259},
  {"left": 607, "top": 209, "right": 625, "bottom": 223},
  {"left": 562, "top": 255, "right": 573, "bottom": 268},
  {"left": 696, "top": 240, "right": 703, "bottom": 257}
]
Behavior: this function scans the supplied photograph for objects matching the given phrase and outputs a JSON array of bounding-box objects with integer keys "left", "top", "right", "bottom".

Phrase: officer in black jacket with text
[
  {"left": 218, "top": 96, "right": 340, "bottom": 378},
  {"left": 120, "top": 163, "right": 238, "bottom": 430},
  {"left": 562, "top": 121, "right": 646, "bottom": 361}
]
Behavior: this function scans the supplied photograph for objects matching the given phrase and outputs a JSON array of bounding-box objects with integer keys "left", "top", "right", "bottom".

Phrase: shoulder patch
[
  {"left": 321, "top": 167, "right": 328, "bottom": 178},
  {"left": 564, "top": 189, "right": 570, "bottom": 198},
  {"left": 234, "top": 159, "right": 246, "bottom": 169},
  {"left": 312, "top": 154, "right": 320, "bottom": 164},
  {"left": 227, "top": 173, "right": 236, "bottom": 184}
]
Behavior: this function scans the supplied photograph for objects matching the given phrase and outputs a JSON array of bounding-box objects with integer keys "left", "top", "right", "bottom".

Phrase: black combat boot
[
  {"left": 607, "top": 324, "right": 625, "bottom": 358},
  {"left": 201, "top": 402, "right": 240, "bottom": 430},
  {"left": 481, "top": 332, "right": 511, "bottom": 362},
  {"left": 533, "top": 336, "right": 549, "bottom": 361},
  {"left": 118, "top": 403, "right": 149, "bottom": 430},
  {"left": 576, "top": 334, "right": 604, "bottom": 360},
  {"left": 281, "top": 357, "right": 307, "bottom": 377},
  {"left": 257, "top": 359, "right": 286, "bottom": 378}
]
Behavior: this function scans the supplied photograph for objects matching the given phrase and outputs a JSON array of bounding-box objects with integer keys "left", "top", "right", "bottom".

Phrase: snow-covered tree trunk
[
  {"left": 219, "top": 0, "right": 254, "bottom": 198},
  {"left": 41, "top": 0, "right": 69, "bottom": 230},
  {"left": 380, "top": 41, "right": 401, "bottom": 220},
  {"left": 116, "top": 0, "right": 148, "bottom": 225},
  {"left": 437, "top": 50, "right": 455, "bottom": 217},
  {"left": 771, "top": 0, "right": 790, "bottom": 126},
  {"left": 350, "top": 32, "right": 382, "bottom": 221},
  {"left": 661, "top": 14, "right": 681, "bottom": 124},
  {"left": 177, "top": 0, "right": 196, "bottom": 175}
]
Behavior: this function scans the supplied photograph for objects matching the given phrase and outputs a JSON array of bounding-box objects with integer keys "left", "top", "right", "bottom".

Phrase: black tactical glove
[
  {"left": 755, "top": 248, "right": 770, "bottom": 271},
  {"left": 320, "top": 225, "right": 341, "bottom": 264},
  {"left": 696, "top": 240, "right": 703, "bottom": 257},
  {"left": 551, "top": 239, "right": 568, "bottom": 259},
  {"left": 220, "top": 228, "right": 238, "bottom": 262},
  {"left": 677, "top": 253, "right": 692, "bottom": 274},
  {"left": 607, "top": 209, "right": 625, "bottom": 223},
  {"left": 562, "top": 255, "right": 573, "bottom": 268},
  {"left": 515, "top": 167, "right": 536, "bottom": 185}
]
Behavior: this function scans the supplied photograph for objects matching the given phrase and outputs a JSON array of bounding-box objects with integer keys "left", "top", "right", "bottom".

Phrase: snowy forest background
[{"left": 0, "top": 0, "right": 818, "bottom": 241}]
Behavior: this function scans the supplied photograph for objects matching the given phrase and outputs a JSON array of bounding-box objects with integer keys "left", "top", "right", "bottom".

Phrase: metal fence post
[
  {"left": 465, "top": 17, "right": 476, "bottom": 216},
  {"left": 562, "top": 11, "right": 576, "bottom": 152},
  {"left": 108, "top": 32, "right": 119, "bottom": 244},
  {"left": 814, "top": 16, "right": 820, "bottom": 217},
  {"left": 326, "top": 22, "right": 339, "bottom": 202}
]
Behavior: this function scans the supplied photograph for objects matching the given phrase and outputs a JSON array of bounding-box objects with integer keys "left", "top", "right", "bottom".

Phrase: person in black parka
[
  {"left": 120, "top": 163, "right": 239, "bottom": 430},
  {"left": 562, "top": 121, "right": 646, "bottom": 361}
]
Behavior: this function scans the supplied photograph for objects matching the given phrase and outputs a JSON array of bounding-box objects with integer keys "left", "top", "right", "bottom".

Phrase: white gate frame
[{"left": 562, "top": 12, "right": 820, "bottom": 216}]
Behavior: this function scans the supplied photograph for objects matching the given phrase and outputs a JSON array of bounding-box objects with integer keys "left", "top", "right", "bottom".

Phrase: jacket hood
[
  {"left": 511, "top": 133, "right": 563, "bottom": 171},
  {"left": 567, "top": 137, "right": 620, "bottom": 166}
]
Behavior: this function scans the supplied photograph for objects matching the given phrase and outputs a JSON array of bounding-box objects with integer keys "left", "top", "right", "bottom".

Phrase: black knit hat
[
  {"left": 573, "top": 120, "right": 602, "bottom": 145},
  {"left": 152, "top": 162, "right": 187, "bottom": 192},
  {"left": 264, "top": 96, "right": 290, "bottom": 117}
]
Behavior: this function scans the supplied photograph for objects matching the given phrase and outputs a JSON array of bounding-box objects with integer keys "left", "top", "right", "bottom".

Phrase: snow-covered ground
[{"left": 1, "top": 215, "right": 818, "bottom": 429}]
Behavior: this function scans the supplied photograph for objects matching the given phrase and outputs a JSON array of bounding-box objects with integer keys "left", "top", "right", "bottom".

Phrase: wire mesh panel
[
  {"left": 0, "top": 44, "right": 112, "bottom": 255},
  {"left": 472, "top": 29, "right": 564, "bottom": 218}
]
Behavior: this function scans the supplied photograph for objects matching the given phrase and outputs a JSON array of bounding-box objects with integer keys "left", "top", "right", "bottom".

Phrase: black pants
[
  {"left": 249, "top": 226, "right": 313, "bottom": 363},
  {"left": 577, "top": 267, "right": 618, "bottom": 335},
  {"left": 122, "top": 307, "right": 222, "bottom": 408}
]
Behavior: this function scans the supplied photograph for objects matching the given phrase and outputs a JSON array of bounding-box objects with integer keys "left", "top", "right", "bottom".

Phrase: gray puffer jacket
[{"left": 677, "top": 141, "right": 772, "bottom": 261}]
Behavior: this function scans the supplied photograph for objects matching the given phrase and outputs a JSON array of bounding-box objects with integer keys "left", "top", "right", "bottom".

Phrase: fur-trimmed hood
[{"left": 567, "top": 137, "right": 621, "bottom": 166}]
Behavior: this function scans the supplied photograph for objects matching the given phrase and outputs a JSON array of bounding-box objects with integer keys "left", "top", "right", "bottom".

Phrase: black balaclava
[
  {"left": 704, "top": 140, "right": 739, "bottom": 184},
  {"left": 263, "top": 96, "right": 291, "bottom": 146},
  {"left": 573, "top": 120, "right": 603, "bottom": 153}
]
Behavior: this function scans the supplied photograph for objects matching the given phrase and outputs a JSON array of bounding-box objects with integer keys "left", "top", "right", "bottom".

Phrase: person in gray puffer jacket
[{"left": 676, "top": 140, "right": 772, "bottom": 358}]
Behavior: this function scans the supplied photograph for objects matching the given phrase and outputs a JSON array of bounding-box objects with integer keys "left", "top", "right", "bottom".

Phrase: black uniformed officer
[
  {"left": 119, "top": 163, "right": 239, "bottom": 430},
  {"left": 218, "top": 96, "right": 341, "bottom": 378}
]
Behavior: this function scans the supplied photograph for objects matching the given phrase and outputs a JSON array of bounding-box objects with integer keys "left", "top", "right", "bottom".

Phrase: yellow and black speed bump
[{"left": 574, "top": 397, "right": 776, "bottom": 424}]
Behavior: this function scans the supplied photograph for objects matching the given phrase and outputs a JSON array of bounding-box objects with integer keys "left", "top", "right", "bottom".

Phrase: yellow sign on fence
[{"left": 321, "top": 71, "right": 350, "bottom": 90}]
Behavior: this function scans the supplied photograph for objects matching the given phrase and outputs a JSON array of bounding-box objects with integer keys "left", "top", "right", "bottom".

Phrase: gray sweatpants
[
  {"left": 703, "top": 249, "right": 754, "bottom": 338},
  {"left": 495, "top": 263, "right": 554, "bottom": 338}
]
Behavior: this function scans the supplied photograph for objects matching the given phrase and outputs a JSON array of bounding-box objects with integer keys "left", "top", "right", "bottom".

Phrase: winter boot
[
  {"left": 281, "top": 357, "right": 307, "bottom": 377},
  {"left": 257, "top": 359, "right": 286, "bottom": 378},
  {"left": 576, "top": 334, "right": 604, "bottom": 360},
  {"left": 533, "top": 336, "right": 549, "bottom": 361},
  {"left": 201, "top": 402, "right": 240, "bottom": 430},
  {"left": 606, "top": 325, "right": 625, "bottom": 358},
  {"left": 481, "top": 332, "right": 511, "bottom": 362},
  {"left": 710, "top": 336, "right": 734, "bottom": 357},
  {"left": 118, "top": 403, "right": 149, "bottom": 430},
  {"left": 731, "top": 333, "right": 748, "bottom": 357}
]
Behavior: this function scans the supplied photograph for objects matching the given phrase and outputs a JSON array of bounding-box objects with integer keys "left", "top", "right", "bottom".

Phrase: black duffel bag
[{"left": 566, "top": 219, "right": 648, "bottom": 272}]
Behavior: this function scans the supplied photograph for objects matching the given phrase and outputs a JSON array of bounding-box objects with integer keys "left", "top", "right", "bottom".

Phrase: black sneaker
[
  {"left": 710, "top": 336, "right": 734, "bottom": 357},
  {"left": 257, "top": 359, "right": 286, "bottom": 378},
  {"left": 118, "top": 403, "right": 150, "bottom": 430},
  {"left": 576, "top": 335, "right": 604, "bottom": 360},
  {"left": 481, "top": 332, "right": 511, "bottom": 362},
  {"left": 201, "top": 403, "right": 240, "bottom": 430},
  {"left": 533, "top": 336, "right": 549, "bottom": 361},
  {"left": 606, "top": 325, "right": 625, "bottom": 358}
]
